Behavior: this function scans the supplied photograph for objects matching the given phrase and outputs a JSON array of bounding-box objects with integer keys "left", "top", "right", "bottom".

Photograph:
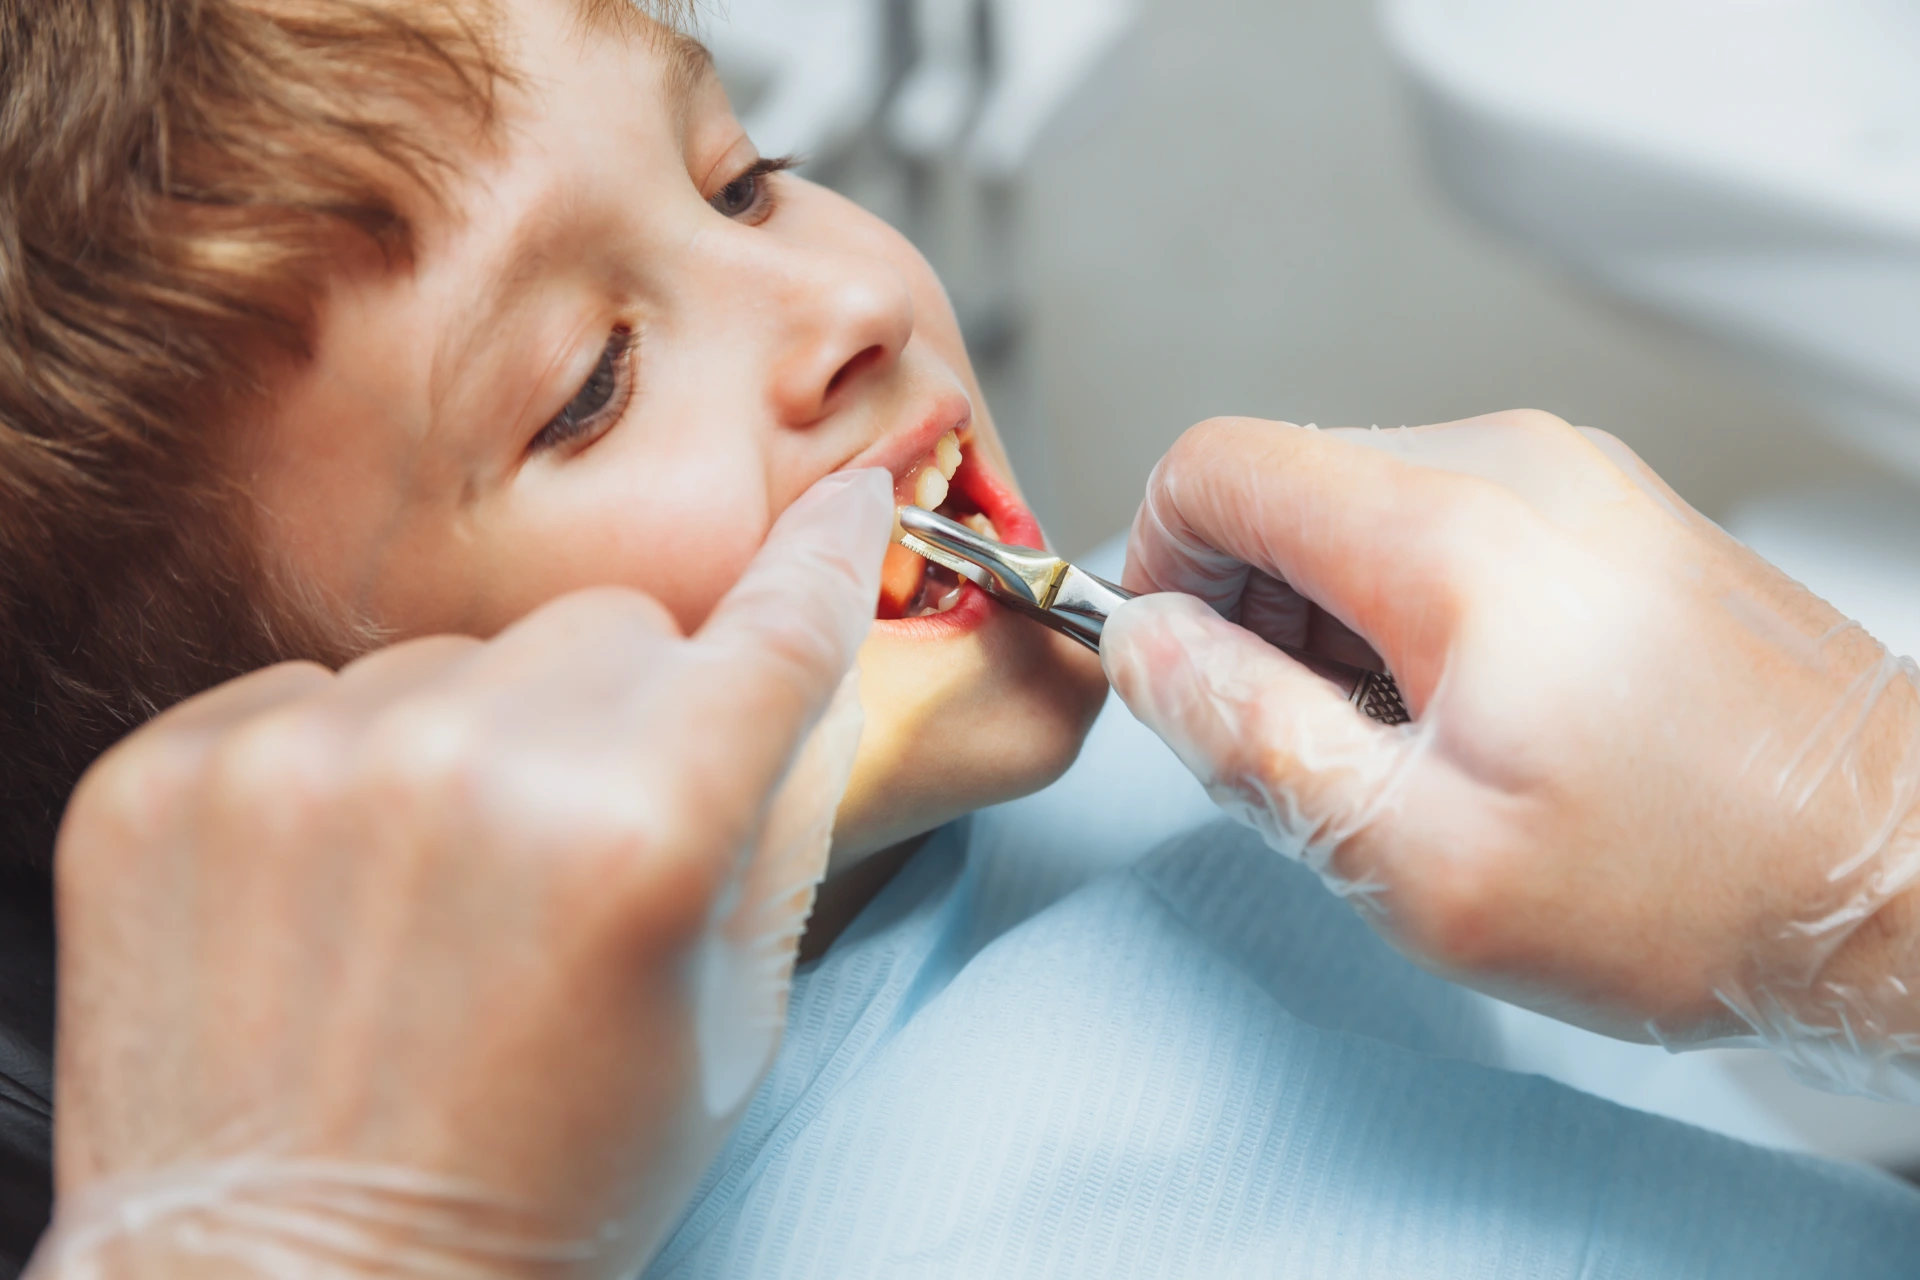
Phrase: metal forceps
[{"left": 894, "top": 506, "right": 1411, "bottom": 727}]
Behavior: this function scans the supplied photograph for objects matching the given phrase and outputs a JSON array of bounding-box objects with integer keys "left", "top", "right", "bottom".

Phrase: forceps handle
[{"left": 1056, "top": 569, "right": 1412, "bottom": 727}]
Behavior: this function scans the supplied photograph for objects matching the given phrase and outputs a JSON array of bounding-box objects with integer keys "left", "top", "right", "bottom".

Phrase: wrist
[
  {"left": 1720, "top": 655, "right": 1920, "bottom": 1097},
  {"left": 28, "top": 1226, "right": 289, "bottom": 1280},
  {"left": 27, "top": 1164, "right": 592, "bottom": 1280}
]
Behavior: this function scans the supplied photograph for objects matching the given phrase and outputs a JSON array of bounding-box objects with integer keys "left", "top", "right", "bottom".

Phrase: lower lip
[
  {"left": 876, "top": 578, "right": 997, "bottom": 640},
  {"left": 874, "top": 443, "right": 1042, "bottom": 641}
]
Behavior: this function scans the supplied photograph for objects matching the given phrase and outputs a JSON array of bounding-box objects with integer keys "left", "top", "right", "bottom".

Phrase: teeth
[
  {"left": 900, "top": 430, "right": 965, "bottom": 513},
  {"left": 935, "top": 431, "right": 963, "bottom": 482},
  {"left": 904, "top": 564, "right": 967, "bottom": 618},
  {"left": 915, "top": 466, "right": 950, "bottom": 511},
  {"left": 963, "top": 513, "right": 1000, "bottom": 540}
]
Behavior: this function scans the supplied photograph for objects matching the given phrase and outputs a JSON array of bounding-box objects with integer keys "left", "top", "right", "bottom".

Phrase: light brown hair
[{"left": 0, "top": 0, "right": 679, "bottom": 863}]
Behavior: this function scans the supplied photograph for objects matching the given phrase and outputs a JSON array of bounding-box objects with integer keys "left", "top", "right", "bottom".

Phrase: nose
[{"left": 763, "top": 247, "right": 916, "bottom": 430}]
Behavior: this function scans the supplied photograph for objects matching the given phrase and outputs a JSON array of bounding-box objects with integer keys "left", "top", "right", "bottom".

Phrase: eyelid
[
  {"left": 713, "top": 155, "right": 799, "bottom": 223},
  {"left": 529, "top": 327, "right": 637, "bottom": 455}
]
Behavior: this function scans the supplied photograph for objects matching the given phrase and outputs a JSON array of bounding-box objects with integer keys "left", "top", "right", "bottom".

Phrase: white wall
[{"left": 1010, "top": 0, "right": 1887, "bottom": 556}]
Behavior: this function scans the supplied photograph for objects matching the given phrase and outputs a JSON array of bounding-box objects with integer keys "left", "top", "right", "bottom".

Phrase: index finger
[
  {"left": 1122, "top": 417, "right": 1541, "bottom": 694},
  {"left": 678, "top": 467, "right": 892, "bottom": 797}
]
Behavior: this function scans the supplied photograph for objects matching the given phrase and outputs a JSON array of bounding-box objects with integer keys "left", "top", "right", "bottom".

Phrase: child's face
[{"left": 242, "top": 0, "right": 1107, "bottom": 862}]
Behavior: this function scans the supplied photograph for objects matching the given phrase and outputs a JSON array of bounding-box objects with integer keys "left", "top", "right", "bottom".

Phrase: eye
[
  {"left": 531, "top": 329, "right": 635, "bottom": 454},
  {"left": 709, "top": 156, "right": 796, "bottom": 223}
]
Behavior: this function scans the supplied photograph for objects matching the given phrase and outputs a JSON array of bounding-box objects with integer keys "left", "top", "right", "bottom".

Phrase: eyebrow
[
  {"left": 661, "top": 33, "right": 716, "bottom": 126},
  {"left": 572, "top": 0, "right": 716, "bottom": 125}
]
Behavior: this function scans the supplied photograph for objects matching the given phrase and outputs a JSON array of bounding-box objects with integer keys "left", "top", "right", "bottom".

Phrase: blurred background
[
  {"left": 709, "top": 0, "right": 1896, "bottom": 542},
  {"left": 707, "top": 0, "right": 1920, "bottom": 1173}
]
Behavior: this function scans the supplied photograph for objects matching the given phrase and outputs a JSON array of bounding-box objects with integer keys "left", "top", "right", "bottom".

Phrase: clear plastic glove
[
  {"left": 26, "top": 469, "right": 893, "bottom": 1280},
  {"left": 1104, "top": 413, "right": 1920, "bottom": 1101}
]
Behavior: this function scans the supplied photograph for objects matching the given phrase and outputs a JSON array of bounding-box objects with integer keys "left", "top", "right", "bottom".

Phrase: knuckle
[
  {"left": 79, "top": 731, "right": 205, "bottom": 819},
  {"left": 1479, "top": 407, "right": 1575, "bottom": 436},
  {"left": 257, "top": 658, "right": 337, "bottom": 687},
  {"left": 1177, "top": 416, "right": 1265, "bottom": 461},
  {"left": 61, "top": 733, "right": 207, "bottom": 872},
  {"left": 1227, "top": 714, "right": 1296, "bottom": 793},
  {"left": 1156, "top": 419, "right": 1275, "bottom": 506},
  {"left": 354, "top": 697, "right": 491, "bottom": 810},
  {"left": 205, "top": 708, "right": 351, "bottom": 823},
  {"left": 1575, "top": 426, "right": 1654, "bottom": 479},
  {"left": 338, "top": 634, "right": 477, "bottom": 681},
  {"left": 553, "top": 779, "right": 735, "bottom": 954},
  {"left": 1579, "top": 426, "right": 1627, "bottom": 453},
  {"left": 60, "top": 662, "right": 341, "bottom": 879}
]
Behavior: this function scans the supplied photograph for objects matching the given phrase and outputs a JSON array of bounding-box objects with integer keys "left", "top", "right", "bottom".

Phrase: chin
[
  {"left": 831, "top": 602, "right": 1109, "bottom": 867},
  {"left": 827, "top": 406, "right": 1110, "bottom": 864}
]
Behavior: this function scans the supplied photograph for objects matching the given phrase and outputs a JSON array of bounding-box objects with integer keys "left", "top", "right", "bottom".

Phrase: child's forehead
[
  {"left": 500, "top": 0, "right": 714, "bottom": 125},
  {"left": 513, "top": 0, "right": 701, "bottom": 58}
]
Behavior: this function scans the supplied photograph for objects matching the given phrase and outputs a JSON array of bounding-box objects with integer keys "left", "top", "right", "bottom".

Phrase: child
[{"left": 3, "top": 2, "right": 1917, "bottom": 1276}]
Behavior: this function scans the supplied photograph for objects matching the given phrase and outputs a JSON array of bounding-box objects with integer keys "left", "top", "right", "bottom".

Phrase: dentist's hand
[
  {"left": 1104, "top": 413, "right": 1920, "bottom": 1100},
  {"left": 28, "top": 471, "right": 892, "bottom": 1280}
]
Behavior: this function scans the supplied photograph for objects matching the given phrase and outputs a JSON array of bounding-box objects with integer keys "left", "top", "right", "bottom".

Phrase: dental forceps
[{"left": 894, "top": 506, "right": 1412, "bottom": 727}]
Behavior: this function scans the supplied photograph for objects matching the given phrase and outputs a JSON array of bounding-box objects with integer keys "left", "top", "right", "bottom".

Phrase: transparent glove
[
  {"left": 27, "top": 469, "right": 893, "bottom": 1279},
  {"left": 1103, "top": 414, "right": 1920, "bottom": 1101}
]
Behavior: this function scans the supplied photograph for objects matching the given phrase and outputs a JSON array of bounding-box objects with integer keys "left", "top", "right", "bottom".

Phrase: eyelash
[
  {"left": 527, "top": 158, "right": 795, "bottom": 457},
  {"left": 709, "top": 155, "right": 797, "bottom": 223},
  {"left": 530, "top": 328, "right": 636, "bottom": 454}
]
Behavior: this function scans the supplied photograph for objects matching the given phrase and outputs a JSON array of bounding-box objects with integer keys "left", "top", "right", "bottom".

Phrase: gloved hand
[
  {"left": 1104, "top": 413, "right": 1920, "bottom": 1101},
  {"left": 27, "top": 469, "right": 892, "bottom": 1280}
]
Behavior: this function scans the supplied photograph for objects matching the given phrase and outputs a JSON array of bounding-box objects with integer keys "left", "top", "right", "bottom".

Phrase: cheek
[{"left": 471, "top": 443, "right": 775, "bottom": 637}]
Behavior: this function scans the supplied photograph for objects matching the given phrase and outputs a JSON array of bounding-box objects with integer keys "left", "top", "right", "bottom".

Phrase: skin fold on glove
[
  {"left": 1103, "top": 412, "right": 1920, "bottom": 1102},
  {"left": 28, "top": 470, "right": 893, "bottom": 1280}
]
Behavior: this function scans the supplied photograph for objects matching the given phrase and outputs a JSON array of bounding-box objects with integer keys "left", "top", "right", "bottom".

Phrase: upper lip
[{"left": 841, "top": 393, "right": 974, "bottom": 484}]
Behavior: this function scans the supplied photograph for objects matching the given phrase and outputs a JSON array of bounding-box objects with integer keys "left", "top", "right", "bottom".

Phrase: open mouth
[{"left": 875, "top": 428, "right": 1041, "bottom": 624}]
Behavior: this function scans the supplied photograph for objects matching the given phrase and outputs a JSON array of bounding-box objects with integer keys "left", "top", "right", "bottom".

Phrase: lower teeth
[{"left": 904, "top": 563, "right": 966, "bottom": 618}]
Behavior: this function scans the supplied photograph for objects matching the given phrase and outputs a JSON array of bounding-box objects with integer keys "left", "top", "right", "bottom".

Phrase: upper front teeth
[
  {"left": 913, "top": 430, "right": 965, "bottom": 509},
  {"left": 916, "top": 468, "right": 949, "bottom": 510},
  {"left": 935, "top": 431, "right": 963, "bottom": 480}
]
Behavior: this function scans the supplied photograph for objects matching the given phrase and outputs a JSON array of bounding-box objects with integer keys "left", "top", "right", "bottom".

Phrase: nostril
[{"left": 825, "top": 345, "right": 886, "bottom": 403}]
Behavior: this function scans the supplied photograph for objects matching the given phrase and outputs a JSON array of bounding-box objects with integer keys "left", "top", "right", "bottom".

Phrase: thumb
[{"left": 1103, "top": 592, "right": 1423, "bottom": 892}]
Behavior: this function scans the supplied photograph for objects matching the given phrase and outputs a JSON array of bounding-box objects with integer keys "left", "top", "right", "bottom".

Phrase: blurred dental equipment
[
  {"left": 1384, "top": 0, "right": 1920, "bottom": 1172},
  {"left": 702, "top": 0, "right": 1137, "bottom": 173}
]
